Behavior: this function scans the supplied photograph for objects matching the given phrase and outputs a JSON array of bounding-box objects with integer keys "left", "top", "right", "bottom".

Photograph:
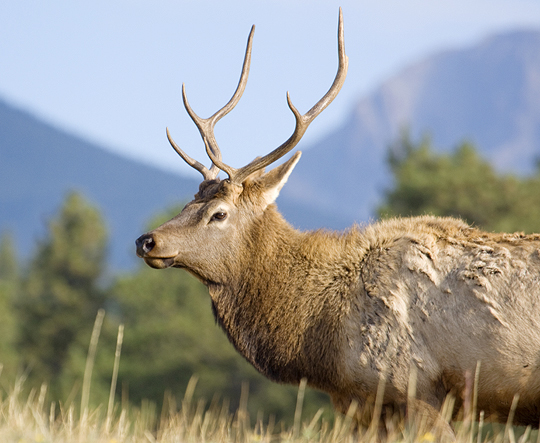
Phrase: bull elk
[{"left": 136, "top": 9, "right": 540, "bottom": 441}]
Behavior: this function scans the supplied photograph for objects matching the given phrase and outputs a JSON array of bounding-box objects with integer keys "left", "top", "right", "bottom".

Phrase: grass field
[
  {"left": 4, "top": 313, "right": 538, "bottom": 442},
  {"left": 1, "top": 375, "right": 539, "bottom": 443}
]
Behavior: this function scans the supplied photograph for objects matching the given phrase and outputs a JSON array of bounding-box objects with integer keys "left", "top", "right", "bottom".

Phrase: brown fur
[{"left": 136, "top": 155, "right": 540, "bottom": 441}]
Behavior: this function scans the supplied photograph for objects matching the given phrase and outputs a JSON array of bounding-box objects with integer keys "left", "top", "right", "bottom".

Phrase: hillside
[{"left": 282, "top": 29, "right": 540, "bottom": 227}]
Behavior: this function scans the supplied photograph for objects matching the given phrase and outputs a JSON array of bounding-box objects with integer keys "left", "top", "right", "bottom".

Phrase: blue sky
[{"left": 1, "top": 1, "right": 540, "bottom": 177}]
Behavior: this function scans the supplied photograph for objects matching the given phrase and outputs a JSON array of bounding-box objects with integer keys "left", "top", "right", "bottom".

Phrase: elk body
[{"left": 136, "top": 10, "right": 540, "bottom": 440}]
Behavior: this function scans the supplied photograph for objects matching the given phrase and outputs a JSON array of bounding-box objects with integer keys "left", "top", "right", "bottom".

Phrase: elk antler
[
  {"left": 167, "top": 25, "right": 255, "bottom": 180},
  {"left": 169, "top": 8, "right": 348, "bottom": 184},
  {"left": 219, "top": 8, "right": 348, "bottom": 184}
]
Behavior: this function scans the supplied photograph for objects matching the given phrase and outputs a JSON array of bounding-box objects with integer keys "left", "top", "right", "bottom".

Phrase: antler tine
[
  {"left": 228, "top": 8, "right": 348, "bottom": 185},
  {"left": 181, "top": 26, "right": 255, "bottom": 180},
  {"left": 166, "top": 127, "right": 217, "bottom": 180}
]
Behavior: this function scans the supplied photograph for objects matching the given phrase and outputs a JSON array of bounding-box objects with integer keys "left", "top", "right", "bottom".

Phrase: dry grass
[
  {"left": 0, "top": 376, "right": 539, "bottom": 443},
  {"left": 2, "top": 313, "right": 537, "bottom": 443}
]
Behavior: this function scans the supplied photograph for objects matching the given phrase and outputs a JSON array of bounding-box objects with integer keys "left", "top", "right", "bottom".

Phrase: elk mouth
[
  {"left": 144, "top": 256, "right": 221, "bottom": 291},
  {"left": 143, "top": 256, "right": 176, "bottom": 269}
]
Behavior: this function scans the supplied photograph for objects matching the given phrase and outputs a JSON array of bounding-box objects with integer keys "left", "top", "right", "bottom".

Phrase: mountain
[
  {"left": 0, "top": 98, "right": 201, "bottom": 271},
  {"left": 282, "top": 29, "right": 540, "bottom": 228}
]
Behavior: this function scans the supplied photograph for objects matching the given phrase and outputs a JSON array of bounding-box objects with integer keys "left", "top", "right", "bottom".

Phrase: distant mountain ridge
[
  {"left": 282, "top": 28, "right": 540, "bottom": 227},
  {"left": 2, "top": 28, "right": 540, "bottom": 269}
]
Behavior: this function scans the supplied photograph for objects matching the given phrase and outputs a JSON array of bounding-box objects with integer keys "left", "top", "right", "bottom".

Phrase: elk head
[{"left": 136, "top": 9, "right": 348, "bottom": 285}]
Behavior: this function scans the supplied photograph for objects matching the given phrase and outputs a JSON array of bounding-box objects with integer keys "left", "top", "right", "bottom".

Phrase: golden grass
[
  {"left": 1, "top": 312, "right": 537, "bottom": 442},
  {"left": 0, "top": 375, "right": 340, "bottom": 443},
  {"left": 1, "top": 375, "right": 539, "bottom": 443}
]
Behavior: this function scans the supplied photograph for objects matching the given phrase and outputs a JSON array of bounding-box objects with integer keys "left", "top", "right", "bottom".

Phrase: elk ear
[{"left": 256, "top": 151, "right": 302, "bottom": 208}]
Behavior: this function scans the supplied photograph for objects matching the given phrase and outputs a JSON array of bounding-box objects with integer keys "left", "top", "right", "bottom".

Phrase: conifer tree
[
  {"left": 17, "top": 192, "right": 108, "bottom": 398},
  {"left": 378, "top": 134, "right": 540, "bottom": 234},
  {"left": 0, "top": 232, "right": 20, "bottom": 379},
  {"left": 0, "top": 231, "right": 18, "bottom": 283}
]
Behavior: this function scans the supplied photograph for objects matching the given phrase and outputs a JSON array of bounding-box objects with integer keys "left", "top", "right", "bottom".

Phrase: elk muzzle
[{"left": 135, "top": 233, "right": 178, "bottom": 269}]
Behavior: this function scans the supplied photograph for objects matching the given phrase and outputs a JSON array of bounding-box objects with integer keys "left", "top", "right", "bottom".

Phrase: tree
[
  {"left": 17, "top": 192, "right": 108, "bottom": 399},
  {"left": 378, "top": 134, "right": 540, "bottom": 233},
  {"left": 0, "top": 231, "right": 18, "bottom": 283},
  {"left": 0, "top": 232, "right": 20, "bottom": 381}
]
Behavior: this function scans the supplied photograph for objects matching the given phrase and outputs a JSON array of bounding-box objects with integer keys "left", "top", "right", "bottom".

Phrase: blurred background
[{"left": 1, "top": 0, "right": 540, "bottom": 424}]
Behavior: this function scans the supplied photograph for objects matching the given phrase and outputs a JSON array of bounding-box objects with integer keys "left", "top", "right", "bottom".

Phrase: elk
[{"left": 136, "top": 9, "right": 540, "bottom": 441}]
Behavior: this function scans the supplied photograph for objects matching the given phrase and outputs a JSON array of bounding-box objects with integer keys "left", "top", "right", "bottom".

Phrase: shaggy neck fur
[{"left": 208, "top": 205, "right": 367, "bottom": 391}]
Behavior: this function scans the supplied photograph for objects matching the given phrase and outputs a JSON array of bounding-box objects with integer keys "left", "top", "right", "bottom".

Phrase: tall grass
[
  {"left": 0, "top": 377, "right": 354, "bottom": 442},
  {"left": 0, "top": 375, "right": 352, "bottom": 443},
  {"left": 1, "top": 311, "right": 538, "bottom": 442},
  {"left": 1, "top": 376, "right": 539, "bottom": 443}
]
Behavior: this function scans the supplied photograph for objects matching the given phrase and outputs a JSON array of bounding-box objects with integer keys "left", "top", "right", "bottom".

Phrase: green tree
[
  {"left": 378, "top": 134, "right": 540, "bottom": 233},
  {"left": 17, "top": 192, "right": 108, "bottom": 399},
  {"left": 0, "top": 231, "right": 18, "bottom": 283},
  {"left": 0, "top": 232, "right": 20, "bottom": 381}
]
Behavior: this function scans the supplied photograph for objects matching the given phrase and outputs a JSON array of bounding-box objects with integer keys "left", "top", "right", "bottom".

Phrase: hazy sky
[{"left": 2, "top": 1, "right": 540, "bottom": 178}]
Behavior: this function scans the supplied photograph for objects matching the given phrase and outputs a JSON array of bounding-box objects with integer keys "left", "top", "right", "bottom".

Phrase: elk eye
[{"left": 211, "top": 211, "right": 227, "bottom": 222}]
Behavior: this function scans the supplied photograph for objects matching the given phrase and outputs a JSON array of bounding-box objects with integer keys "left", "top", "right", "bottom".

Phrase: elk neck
[{"left": 207, "top": 204, "right": 367, "bottom": 391}]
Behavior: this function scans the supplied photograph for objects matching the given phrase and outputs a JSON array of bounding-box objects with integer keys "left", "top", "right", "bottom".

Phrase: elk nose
[{"left": 136, "top": 234, "right": 156, "bottom": 257}]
